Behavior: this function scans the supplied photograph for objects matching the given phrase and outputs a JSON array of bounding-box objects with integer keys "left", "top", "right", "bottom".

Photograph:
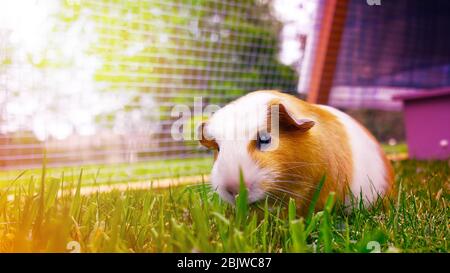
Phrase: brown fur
[{"left": 248, "top": 91, "right": 353, "bottom": 215}]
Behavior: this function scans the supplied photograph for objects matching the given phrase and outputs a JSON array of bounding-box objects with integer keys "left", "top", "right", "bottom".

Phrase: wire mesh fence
[
  {"left": 328, "top": 0, "right": 450, "bottom": 110},
  {"left": 0, "top": 0, "right": 298, "bottom": 184}
]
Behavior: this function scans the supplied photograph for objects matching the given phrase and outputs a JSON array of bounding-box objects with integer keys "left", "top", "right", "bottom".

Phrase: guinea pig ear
[
  {"left": 198, "top": 122, "right": 219, "bottom": 149},
  {"left": 275, "top": 103, "right": 315, "bottom": 132}
]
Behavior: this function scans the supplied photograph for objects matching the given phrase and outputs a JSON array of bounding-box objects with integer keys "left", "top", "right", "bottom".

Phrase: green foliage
[{"left": 57, "top": 0, "right": 298, "bottom": 123}]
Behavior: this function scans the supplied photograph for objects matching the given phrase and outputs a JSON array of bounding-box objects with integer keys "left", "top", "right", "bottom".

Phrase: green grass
[
  {"left": 0, "top": 159, "right": 448, "bottom": 253},
  {"left": 382, "top": 142, "right": 408, "bottom": 155},
  {"left": 0, "top": 157, "right": 213, "bottom": 188}
]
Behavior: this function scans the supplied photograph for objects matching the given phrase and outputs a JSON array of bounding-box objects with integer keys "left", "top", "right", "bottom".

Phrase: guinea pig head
[{"left": 199, "top": 91, "right": 315, "bottom": 205}]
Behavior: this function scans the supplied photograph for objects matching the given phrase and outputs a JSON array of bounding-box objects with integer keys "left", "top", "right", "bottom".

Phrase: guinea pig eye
[{"left": 256, "top": 131, "right": 271, "bottom": 151}]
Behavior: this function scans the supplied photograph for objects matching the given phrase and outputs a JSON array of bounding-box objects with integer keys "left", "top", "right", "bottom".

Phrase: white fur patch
[
  {"left": 318, "top": 105, "right": 388, "bottom": 205},
  {"left": 205, "top": 92, "right": 277, "bottom": 203}
]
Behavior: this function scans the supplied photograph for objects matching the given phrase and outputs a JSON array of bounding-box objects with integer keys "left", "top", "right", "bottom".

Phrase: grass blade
[
  {"left": 235, "top": 168, "right": 248, "bottom": 226},
  {"left": 306, "top": 174, "right": 326, "bottom": 225}
]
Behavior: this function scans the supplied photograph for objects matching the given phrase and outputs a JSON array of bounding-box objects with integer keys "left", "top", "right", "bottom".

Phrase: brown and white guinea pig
[{"left": 199, "top": 90, "right": 394, "bottom": 214}]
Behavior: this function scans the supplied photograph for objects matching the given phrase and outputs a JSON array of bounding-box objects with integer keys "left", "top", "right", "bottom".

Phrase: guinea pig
[{"left": 199, "top": 90, "right": 394, "bottom": 214}]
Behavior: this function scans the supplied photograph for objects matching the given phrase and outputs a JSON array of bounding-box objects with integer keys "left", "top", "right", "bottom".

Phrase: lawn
[
  {"left": 0, "top": 157, "right": 213, "bottom": 188},
  {"left": 0, "top": 158, "right": 448, "bottom": 253}
]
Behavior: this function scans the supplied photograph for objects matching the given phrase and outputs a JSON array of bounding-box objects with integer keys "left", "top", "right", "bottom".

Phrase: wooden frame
[{"left": 306, "top": 0, "right": 349, "bottom": 104}]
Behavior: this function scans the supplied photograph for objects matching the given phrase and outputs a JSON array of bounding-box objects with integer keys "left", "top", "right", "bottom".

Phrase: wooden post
[{"left": 306, "top": 0, "right": 349, "bottom": 104}]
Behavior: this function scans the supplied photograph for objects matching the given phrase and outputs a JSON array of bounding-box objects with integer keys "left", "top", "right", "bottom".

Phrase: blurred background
[{"left": 0, "top": 0, "right": 449, "bottom": 185}]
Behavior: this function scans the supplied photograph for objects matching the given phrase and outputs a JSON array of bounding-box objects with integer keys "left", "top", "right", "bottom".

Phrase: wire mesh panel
[
  {"left": 0, "top": 0, "right": 297, "bottom": 185},
  {"left": 329, "top": 0, "right": 450, "bottom": 110}
]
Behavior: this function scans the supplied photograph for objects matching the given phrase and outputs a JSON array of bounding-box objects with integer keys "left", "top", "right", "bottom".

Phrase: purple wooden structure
[{"left": 394, "top": 88, "right": 450, "bottom": 160}]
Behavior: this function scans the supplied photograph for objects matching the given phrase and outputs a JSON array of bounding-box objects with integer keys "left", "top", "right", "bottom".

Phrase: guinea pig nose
[{"left": 224, "top": 184, "right": 238, "bottom": 198}]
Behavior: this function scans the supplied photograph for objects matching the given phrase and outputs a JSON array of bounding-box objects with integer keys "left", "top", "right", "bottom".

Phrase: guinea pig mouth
[
  {"left": 217, "top": 184, "right": 266, "bottom": 205},
  {"left": 248, "top": 188, "right": 267, "bottom": 204}
]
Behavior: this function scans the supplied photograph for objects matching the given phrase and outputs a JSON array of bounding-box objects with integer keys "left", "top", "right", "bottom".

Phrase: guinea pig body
[{"left": 200, "top": 90, "right": 394, "bottom": 213}]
